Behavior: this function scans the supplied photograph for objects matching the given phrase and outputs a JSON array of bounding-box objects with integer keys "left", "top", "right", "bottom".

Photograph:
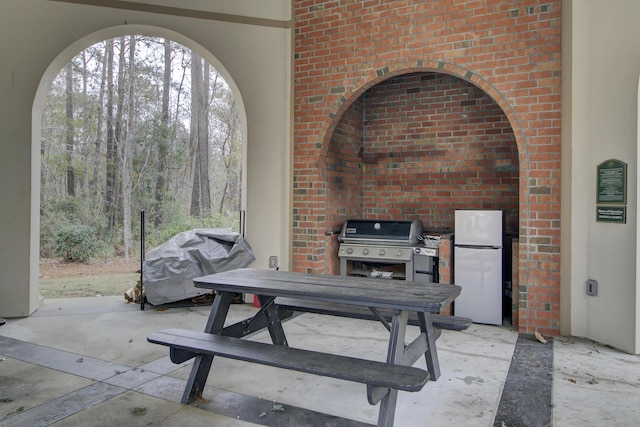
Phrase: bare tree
[
  {"left": 104, "top": 39, "right": 117, "bottom": 229},
  {"left": 217, "top": 99, "right": 241, "bottom": 214},
  {"left": 112, "top": 37, "right": 127, "bottom": 230},
  {"left": 65, "top": 61, "right": 75, "bottom": 197},
  {"left": 79, "top": 50, "right": 90, "bottom": 193},
  {"left": 200, "top": 61, "right": 211, "bottom": 216},
  {"left": 189, "top": 51, "right": 201, "bottom": 217},
  {"left": 121, "top": 35, "right": 136, "bottom": 260},
  {"left": 189, "top": 50, "right": 211, "bottom": 217},
  {"left": 154, "top": 38, "right": 171, "bottom": 227},
  {"left": 91, "top": 42, "right": 107, "bottom": 199}
]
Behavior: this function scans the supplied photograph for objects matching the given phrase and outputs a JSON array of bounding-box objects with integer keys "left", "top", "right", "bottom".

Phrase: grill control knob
[
  {"left": 345, "top": 247, "right": 353, "bottom": 254},
  {"left": 362, "top": 248, "right": 369, "bottom": 255},
  {"left": 378, "top": 249, "right": 385, "bottom": 256},
  {"left": 395, "top": 250, "right": 403, "bottom": 257},
  {"left": 414, "top": 247, "right": 421, "bottom": 254}
]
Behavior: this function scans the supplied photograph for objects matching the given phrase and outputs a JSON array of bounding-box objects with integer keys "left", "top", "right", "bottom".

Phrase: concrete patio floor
[{"left": 1, "top": 295, "right": 639, "bottom": 426}]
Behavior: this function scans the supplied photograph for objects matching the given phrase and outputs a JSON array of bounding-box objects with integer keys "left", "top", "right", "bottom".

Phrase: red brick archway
[
  {"left": 316, "top": 64, "right": 528, "bottom": 328},
  {"left": 293, "top": 1, "right": 561, "bottom": 335}
]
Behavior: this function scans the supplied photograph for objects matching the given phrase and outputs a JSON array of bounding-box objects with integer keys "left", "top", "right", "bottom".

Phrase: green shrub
[
  {"left": 54, "top": 225, "right": 97, "bottom": 263},
  {"left": 40, "top": 194, "right": 108, "bottom": 258},
  {"left": 146, "top": 211, "right": 239, "bottom": 249}
]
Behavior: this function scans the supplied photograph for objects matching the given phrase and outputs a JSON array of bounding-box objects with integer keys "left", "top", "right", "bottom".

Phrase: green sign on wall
[
  {"left": 596, "top": 206, "right": 626, "bottom": 223},
  {"left": 597, "top": 159, "right": 627, "bottom": 205}
]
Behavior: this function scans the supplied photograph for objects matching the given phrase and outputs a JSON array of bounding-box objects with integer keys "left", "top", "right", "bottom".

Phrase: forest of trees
[{"left": 40, "top": 36, "right": 243, "bottom": 262}]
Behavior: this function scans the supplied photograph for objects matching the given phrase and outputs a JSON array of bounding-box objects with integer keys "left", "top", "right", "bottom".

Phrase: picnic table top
[{"left": 194, "top": 268, "right": 460, "bottom": 312}]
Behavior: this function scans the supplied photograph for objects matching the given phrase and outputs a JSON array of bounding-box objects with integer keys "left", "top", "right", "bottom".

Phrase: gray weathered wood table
[{"left": 149, "top": 268, "right": 461, "bottom": 427}]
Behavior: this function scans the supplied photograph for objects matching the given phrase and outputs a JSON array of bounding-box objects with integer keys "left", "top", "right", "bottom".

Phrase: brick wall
[
  {"left": 293, "top": 0, "right": 562, "bottom": 335},
  {"left": 361, "top": 73, "right": 519, "bottom": 230}
]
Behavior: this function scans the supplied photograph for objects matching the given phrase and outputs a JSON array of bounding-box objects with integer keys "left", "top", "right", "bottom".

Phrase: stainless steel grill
[
  {"left": 338, "top": 219, "right": 423, "bottom": 246},
  {"left": 338, "top": 219, "right": 436, "bottom": 281}
]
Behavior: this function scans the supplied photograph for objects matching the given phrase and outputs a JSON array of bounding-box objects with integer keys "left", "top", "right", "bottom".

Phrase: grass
[{"left": 38, "top": 272, "right": 139, "bottom": 299}]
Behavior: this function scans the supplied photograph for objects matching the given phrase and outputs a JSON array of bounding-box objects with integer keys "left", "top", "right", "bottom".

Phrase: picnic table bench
[
  {"left": 148, "top": 268, "right": 463, "bottom": 427},
  {"left": 275, "top": 297, "right": 472, "bottom": 337}
]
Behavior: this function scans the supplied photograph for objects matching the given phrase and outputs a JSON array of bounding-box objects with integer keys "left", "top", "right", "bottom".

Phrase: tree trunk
[
  {"left": 105, "top": 39, "right": 117, "bottom": 229},
  {"left": 65, "top": 61, "right": 75, "bottom": 197},
  {"left": 80, "top": 50, "right": 90, "bottom": 193},
  {"left": 112, "top": 36, "right": 126, "bottom": 232},
  {"left": 189, "top": 50, "right": 202, "bottom": 217},
  {"left": 91, "top": 41, "right": 108, "bottom": 198},
  {"left": 169, "top": 45, "right": 188, "bottom": 205},
  {"left": 199, "top": 61, "right": 211, "bottom": 217},
  {"left": 189, "top": 51, "right": 211, "bottom": 218},
  {"left": 154, "top": 38, "right": 171, "bottom": 227},
  {"left": 122, "top": 36, "right": 136, "bottom": 261}
]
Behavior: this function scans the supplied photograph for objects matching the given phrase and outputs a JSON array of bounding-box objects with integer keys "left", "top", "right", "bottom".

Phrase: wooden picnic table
[{"left": 148, "top": 268, "right": 462, "bottom": 427}]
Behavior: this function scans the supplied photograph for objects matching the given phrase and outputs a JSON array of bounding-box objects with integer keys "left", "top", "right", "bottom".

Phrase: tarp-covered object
[{"left": 142, "top": 229, "right": 255, "bottom": 305}]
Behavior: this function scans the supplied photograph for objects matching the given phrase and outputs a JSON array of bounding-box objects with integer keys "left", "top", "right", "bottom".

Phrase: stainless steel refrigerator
[{"left": 454, "top": 210, "right": 503, "bottom": 325}]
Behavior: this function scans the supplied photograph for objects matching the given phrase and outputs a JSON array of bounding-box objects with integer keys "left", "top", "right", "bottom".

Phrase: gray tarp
[{"left": 142, "top": 228, "right": 255, "bottom": 305}]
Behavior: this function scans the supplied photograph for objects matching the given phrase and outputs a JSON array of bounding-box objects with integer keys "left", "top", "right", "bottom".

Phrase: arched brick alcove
[
  {"left": 293, "top": 1, "right": 561, "bottom": 335},
  {"left": 295, "top": 64, "right": 528, "bottom": 327}
]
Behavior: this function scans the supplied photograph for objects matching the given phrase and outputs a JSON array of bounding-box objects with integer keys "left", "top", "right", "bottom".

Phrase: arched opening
[
  {"left": 32, "top": 26, "right": 248, "bottom": 298},
  {"left": 308, "top": 70, "right": 522, "bottom": 326}
]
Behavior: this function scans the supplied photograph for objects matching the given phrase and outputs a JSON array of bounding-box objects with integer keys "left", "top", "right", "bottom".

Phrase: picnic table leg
[
  {"left": 377, "top": 309, "right": 408, "bottom": 427},
  {"left": 181, "top": 291, "right": 233, "bottom": 404},
  {"left": 258, "top": 295, "right": 288, "bottom": 346},
  {"left": 417, "top": 312, "right": 440, "bottom": 380}
]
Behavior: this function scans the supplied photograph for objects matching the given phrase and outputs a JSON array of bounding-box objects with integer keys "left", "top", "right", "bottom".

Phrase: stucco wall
[
  {"left": 563, "top": 0, "right": 639, "bottom": 353},
  {"left": 0, "top": 0, "right": 291, "bottom": 317}
]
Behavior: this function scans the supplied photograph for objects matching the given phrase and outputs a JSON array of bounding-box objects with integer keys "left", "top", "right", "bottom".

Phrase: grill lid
[{"left": 338, "top": 219, "right": 423, "bottom": 245}]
